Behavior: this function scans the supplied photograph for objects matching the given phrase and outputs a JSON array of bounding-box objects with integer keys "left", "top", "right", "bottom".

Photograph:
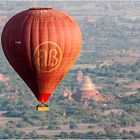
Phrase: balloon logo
[{"left": 34, "top": 41, "right": 62, "bottom": 72}]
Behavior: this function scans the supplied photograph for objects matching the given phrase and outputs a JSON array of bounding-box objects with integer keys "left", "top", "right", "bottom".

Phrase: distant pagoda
[
  {"left": 63, "top": 110, "right": 67, "bottom": 117},
  {"left": 72, "top": 76, "right": 103, "bottom": 102},
  {"left": 76, "top": 70, "right": 83, "bottom": 84},
  {"left": 0, "top": 73, "right": 9, "bottom": 82},
  {"left": 63, "top": 88, "right": 74, "bottom": 102}
]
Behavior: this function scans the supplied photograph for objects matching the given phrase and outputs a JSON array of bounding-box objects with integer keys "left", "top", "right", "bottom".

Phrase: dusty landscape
[{"left": 0, "top": 1, "right": 140, "bottom": 139}]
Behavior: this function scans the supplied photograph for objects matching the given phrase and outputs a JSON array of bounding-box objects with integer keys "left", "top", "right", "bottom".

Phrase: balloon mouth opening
[
  {"left": 29, "top": 8, "right": 52, "bottom": 10},
  {"left": 37, "top": 92, "right": 52, "bottom": 103}
]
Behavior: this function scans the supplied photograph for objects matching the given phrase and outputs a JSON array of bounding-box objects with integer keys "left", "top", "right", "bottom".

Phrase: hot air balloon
[{"left": 1, "top": 8, "right": 82, "bottom": 111}]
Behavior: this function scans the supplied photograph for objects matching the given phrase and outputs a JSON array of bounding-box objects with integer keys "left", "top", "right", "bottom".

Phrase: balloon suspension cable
[{"left": 36, "top": 103, "right": 49, "bottom": 111}]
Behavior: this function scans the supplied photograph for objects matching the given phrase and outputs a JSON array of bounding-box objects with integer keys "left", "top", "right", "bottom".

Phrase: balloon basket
[{"left": 36, "top": 104, "right": 49, "bottom": 111}]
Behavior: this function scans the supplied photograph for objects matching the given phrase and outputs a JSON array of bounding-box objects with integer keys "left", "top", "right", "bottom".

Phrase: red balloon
[{"left": 1, "top": 8, "right": 82, "bottom": 103}]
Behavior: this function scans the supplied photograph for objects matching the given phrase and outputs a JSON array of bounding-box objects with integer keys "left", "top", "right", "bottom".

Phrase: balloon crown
[{"left": 29, "top": 8, "right": 52, "bottom": 10}]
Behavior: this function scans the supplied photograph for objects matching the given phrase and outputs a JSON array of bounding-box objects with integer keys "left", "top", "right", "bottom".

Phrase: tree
[
  {"left": 69, "top": 121, "right": 78, "bottom": 129},
  {"left": 60, "top": 131, "right": 68, "bottom": 139}
]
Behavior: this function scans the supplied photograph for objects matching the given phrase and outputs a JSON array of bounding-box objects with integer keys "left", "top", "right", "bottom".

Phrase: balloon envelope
[{"left": 1, "top": 8, "right": 82, "bottom": 103}]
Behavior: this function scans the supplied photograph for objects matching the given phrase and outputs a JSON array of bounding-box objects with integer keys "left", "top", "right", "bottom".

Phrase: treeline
[
  {"left": 1, "top": 128, "right": 140, "bottom": 139},
  {"left": 59, "top": 130, "right": 140, "bottom": 139},
  {"left": 75, "top": 61, "right": 140, "bottom": 78}
]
